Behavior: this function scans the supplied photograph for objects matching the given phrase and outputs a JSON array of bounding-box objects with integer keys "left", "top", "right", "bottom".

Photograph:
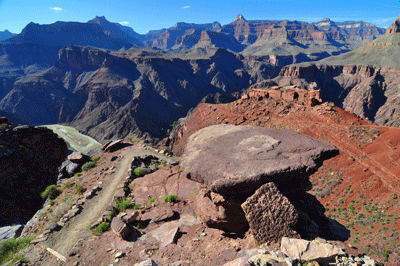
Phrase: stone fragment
[
  {"left": 134, "top": 259, "right": 158, "bottom": 266},
  {"left": 280, "top": 237, "right": 341, "bottom": 262},
  {"left": 111, "top": 217, "right": 132, "bottom": 240},
  {"left": 241, "top": 182, "right": 299, "bottom": 243},
  {"left": 114, "top": 252, "right": 125, "bottom": 258},
  {"left": 159, "top": 226, "right": 180, "bottom": 249},
  {"left": 141, "top": 205, "right": 175, "bottom": 222}
]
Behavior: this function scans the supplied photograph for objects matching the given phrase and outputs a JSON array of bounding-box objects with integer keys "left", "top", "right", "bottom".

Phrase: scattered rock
[
  {"left": 159, "top": 226, "right": 180, "bottom": 249},
  {"left": 44, "top": 222, "right": 61, "bottom": 233},
  {"left": 134, "top": 259, "right": 158, "bottom": 266},
  {"left": 114, "top": 252, "right": 125, "bottom": 259},
  {"left": 141, "top": 205, "right": 176, "bottom": 223},
  {"left": 113, "top": 188, "right": 125, "bottom": 200},
  {"left": 280, "top": 237, "right": 341, "bottom": 263},
  {"left": 111, "top": 217, "right": 132, "bottom": 240}
]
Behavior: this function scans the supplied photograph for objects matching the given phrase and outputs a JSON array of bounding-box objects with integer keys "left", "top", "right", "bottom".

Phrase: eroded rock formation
[{"left": 180, "top": 124, "right": 346, "bottom": 243}]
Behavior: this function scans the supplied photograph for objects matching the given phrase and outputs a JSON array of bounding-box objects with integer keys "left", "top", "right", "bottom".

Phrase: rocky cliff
[
  {"left": 0, "top": 121, "right": 67, "bottom": 226},
  {"left": 0, "top": 45, "right": 294, "bottom": 142},
  {"left": 259, "top": 16, "right": 400, "bottom": 128},
  {"left": 268, "top": 64, "right": 400, "bottom": 127}
]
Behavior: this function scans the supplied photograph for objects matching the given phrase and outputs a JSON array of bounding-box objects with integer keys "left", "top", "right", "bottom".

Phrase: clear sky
[{"left": 0, "top": 0, "right": 399, "bottom": 34}]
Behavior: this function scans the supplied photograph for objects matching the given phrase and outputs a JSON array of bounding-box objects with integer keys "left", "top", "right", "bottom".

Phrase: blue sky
[{"left": 0, "top": 0, "right": 399, "bottom": 34}]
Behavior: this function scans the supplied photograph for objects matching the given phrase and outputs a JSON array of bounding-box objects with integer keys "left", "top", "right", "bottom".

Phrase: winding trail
[{"left": 43, "top": 146, "right": 178, "bottom": 256}]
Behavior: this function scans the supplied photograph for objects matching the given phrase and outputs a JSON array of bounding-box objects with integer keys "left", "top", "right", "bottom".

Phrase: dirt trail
[{"left": 43, "top": 147, "right": 178, "bottom": 256}]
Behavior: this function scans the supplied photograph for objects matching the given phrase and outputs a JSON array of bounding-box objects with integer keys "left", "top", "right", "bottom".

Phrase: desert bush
[
  {"left": 75, "top": 184, "right": 84, "bottom": 194},
  {"left": 41, "top": 185, "right": 59, "bottom": 200},
  {"left": 61, "top": 180, "right": 72, "bottom": 191},
  {"left": 148, "top": 198, "right": 155, "bottom": 206},
  {"left": 163, "top": 194, "right": 178, "bottom": 203},
  {"left": 0, "top": 236, "right": 34, "bottom": 264},
  {"left": 91, "top": 155, "right": 101, "bottom": 162},
  {"left": 93, "top": 222, "right": 110, "bottom": 235},
  {"left": 133, "top": 167, "right": 151, "bottom": 177},
  {"left": 115, "top": 197, "right": 133, "bottom": 212},
  {"left": 82, "top": 161, "right": 96, "bottom": 171}
]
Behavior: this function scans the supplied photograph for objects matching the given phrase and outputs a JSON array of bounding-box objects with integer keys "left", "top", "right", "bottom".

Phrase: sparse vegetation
[
  {"left": 148, "top": 198, "right": 155, "bottom": 206},
  {"left": 115, "top": 197, "right": 133, "bottom": 211},
  {"left": 75, "top": 184, "right": 84, "bottom": 194},
  {"left": 0, "top": 236, "right": 34, "bottom": 264},
  {"left": 178, "top": 168, "right": 183, "bottom": 173},
  {"left": 61, "top": 180, "right": 72, "bottom": 191},
  {"left": 126, "top": 136, "right": 140, "bottom": 143},
  {"left": 82, "top": 161, "right": 96, "bottom": 171},
  {"left": 163, "top": 194, "right": 178, "bottom": 203},
  {"left": 133, "top": 167, "right": 151, "bottom": 177},
  {"left": 40, "top": 185, "right": 59, "bottom": 200},
  {"left": 93, "top": 222, "right": 110, "bottom": 235}
]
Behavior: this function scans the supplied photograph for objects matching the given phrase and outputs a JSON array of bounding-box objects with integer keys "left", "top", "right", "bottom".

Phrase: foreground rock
[
  {"left": 181, "top": 124, "right": 338, "bottom": 196},
  {"left": 0, "top": 124, "right": 67, "bottom": 226},
  {"left": 241, "top": 183, "right": 299, "bottom": 243},
  {"left": 180, "top": 124, "right": 347, "bottom": 242}
]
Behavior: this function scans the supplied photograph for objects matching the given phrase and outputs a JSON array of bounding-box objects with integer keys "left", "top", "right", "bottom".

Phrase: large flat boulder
[{"left": 180, "top": 124, "right": 338, "bottom": 196}]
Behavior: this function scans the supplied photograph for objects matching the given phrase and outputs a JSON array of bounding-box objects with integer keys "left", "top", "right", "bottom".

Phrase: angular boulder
[
  {"left": 241, "top": 183, "right": 300, "bottom": 244},
  {"left": 67, "top": 152, "right": 90, "bottom": 164},
  {"left": 181, "top": 125, "right": 338, "bottom": 196},
  {"left": 280, "top": 237, "right": 341, "bottom": 263}
]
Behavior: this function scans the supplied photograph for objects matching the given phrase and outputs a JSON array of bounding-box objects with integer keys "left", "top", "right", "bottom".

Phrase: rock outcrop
[
  {"left": 181, "top": 124, "right": 338, "bottom": 196},
  {"left": 0, "top": 124, "right": 67, "bottom": 226},
  {"left": 245, "top": 86, "right": 322, "bottom": 107},
  {"left": 386, "top": 15, "right": 400, "bottom": 34},
  {"left": 180, "top": 124, "right": 344, "bottom": 242}
]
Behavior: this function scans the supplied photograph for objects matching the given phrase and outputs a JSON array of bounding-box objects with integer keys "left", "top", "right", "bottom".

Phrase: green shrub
[
  {"left": 75, "top": 184, "right": 84, "bottom": 194},
  {"left": 82, "top": 161, "right": 96, "bottom": 171},
  {"left": 163, "top": 194, "right": 178, "bottom": 203},
  {"left": 40, "top": 185, "right": 59, "bottom": 200},
  {"left": 133, "top": 167, "right": 151, "bottom": 177},
  {"left": 148, "top": 198, "right": 155, "bottom": 206},
  {"left": 49, "top": 200, "right": 55, "bottom": 206},
  {"left": 115, "top": 197, "right": 133, "bottom": 212},
  {"left": 75, "top": 172, "right": 81, "bottom": 177},
  {"left": 178, "top": 168, "right": 183, "bottom": 173},
  {"left": 61, "top": 180, "right": 72, "bottom": 191},
  {"left": 91, "top": 155, "right": 101, "bottom": 162},
  {"left": 93, "top": 222, "right": 110, "bottom": 235},
  {"left": 393, "top": 193, "right": 398, "bottom": 199},
  {"left": 0, "top": 236, "right": 34, "bottom": 264}
]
